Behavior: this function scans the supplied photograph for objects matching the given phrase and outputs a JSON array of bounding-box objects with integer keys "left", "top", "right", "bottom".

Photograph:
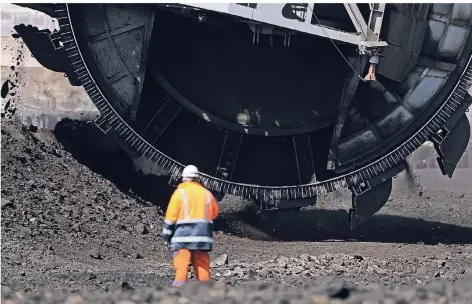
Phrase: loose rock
[{"left": 211, "top": 254, "right": 228, "bottom": 267}]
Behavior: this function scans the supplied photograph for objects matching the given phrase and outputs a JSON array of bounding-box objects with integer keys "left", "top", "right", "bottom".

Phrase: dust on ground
[{"left": 2, "top": 118, "right": 472, "bottom": 303}]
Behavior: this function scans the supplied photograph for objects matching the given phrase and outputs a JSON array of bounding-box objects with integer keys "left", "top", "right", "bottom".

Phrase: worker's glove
[
  {"left": 163, "top": 234, "right": 170, "bottom": 249},
  {"left": 162, "top": 233, "right": 170, "bottom": 244}
]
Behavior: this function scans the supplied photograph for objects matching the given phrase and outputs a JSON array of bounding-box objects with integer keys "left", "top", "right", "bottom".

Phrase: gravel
[
  {"left": 2, "top": 278, "right": 472, "bottom": 303},
  {"left": 2, "top": 118, "right": 472, "bottom": 303}
]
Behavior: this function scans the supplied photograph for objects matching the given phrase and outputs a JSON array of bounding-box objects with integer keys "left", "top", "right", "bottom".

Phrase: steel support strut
[
  {"left": 343, "top": 3, "right": 368, "bottom": 39},
  {"left": 215, "top": 131, "right": 243, "bottom": 181},
  {"left": 343, "top": 3, "right": 386, "bottom": 53},
  {"left": 327, "top": 55, "right": 369, "bottom": 170},
  {"left": 293, "top": 134, "right": 316, "bottom": 184},
  {"left": 362, "top": 3, "right": 386, "bottom": 80},
  {"left": 367, "top": 3, "right": 386, "bottom": 42},
  {"left": 129, "top": 10, "right": 155, "bottom": 121}
]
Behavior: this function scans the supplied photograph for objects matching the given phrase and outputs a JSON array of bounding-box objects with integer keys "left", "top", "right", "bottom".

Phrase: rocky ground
[{"left": 2, "top": 118, "right": 472, "bottom": 303}]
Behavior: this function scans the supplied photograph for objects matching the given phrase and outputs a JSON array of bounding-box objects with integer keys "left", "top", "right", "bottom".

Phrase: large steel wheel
[{"left": 49, "top": 3, "right": 471, "bottom": 203}]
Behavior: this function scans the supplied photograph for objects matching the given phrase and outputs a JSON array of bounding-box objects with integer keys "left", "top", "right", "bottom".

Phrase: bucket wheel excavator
[{"left": 15, "top": 3, "right": 472, "bottom": 230}]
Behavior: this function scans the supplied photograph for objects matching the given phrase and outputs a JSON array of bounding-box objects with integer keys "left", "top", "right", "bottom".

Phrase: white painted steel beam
[
  {"left": 367, "top": 3, "right": 386, "bottom": 42},
  {"left": 179, "top": 3, "right": 387, "bottom": 48},
  {"left": 343, "top": 3, "right": 368, "bottom": 39}
]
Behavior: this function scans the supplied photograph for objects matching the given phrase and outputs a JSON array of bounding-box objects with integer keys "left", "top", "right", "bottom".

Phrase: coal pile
[
  {"left": 1, "top": 119, "right": 172, "bottom": 291},
  {"left": 2, "top": 118, "right": 472, "bottom": 303}
]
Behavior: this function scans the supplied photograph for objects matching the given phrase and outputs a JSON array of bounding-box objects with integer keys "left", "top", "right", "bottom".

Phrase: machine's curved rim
[
  {"left": 57, "top": 4, "right": 472, "bottom": 201},
  {"left": 151, "top": 70, "right": 336, "bottom": 137}
]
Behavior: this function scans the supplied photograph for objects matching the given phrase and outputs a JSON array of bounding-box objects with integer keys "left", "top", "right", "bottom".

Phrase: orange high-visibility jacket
[{"left": 162, "top": 181, "right": 219, "bottom": 251}]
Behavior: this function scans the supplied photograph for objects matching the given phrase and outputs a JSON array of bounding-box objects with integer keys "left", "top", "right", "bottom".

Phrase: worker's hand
[{"left": 162, "top": 234, "right": 170, "bottom": 244}]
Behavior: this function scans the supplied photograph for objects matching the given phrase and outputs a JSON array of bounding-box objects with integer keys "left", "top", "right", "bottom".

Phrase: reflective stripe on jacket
[{"left": 162, "top": 181, "right": 219, "bottom": 251}]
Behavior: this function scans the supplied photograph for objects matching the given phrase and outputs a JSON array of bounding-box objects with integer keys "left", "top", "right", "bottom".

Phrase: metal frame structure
[
  {"left": 179, "top": 3, "right": 387, "bottom": 53},
  {"left": 52, "top": 2, "right": 469, "bottom": 199},
  {"left": 17, "top": 2, "right": 471, "bottom": 229},
  {"left": 343, "top": 3, "right": 368, "bottom": 39}
]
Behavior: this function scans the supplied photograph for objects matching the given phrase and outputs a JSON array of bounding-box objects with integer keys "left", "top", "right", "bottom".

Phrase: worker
[{"left": 162, "top": 165, "right": 219, "bottom": 287}]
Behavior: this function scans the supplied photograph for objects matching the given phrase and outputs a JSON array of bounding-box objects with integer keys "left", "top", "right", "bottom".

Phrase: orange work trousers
[{"left": 172, "top": 249, "right": 210, "bottom": 287}]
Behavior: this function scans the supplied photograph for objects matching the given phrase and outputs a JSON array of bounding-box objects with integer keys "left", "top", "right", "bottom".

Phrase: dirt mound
[{"left": 1, "top": 119, "right": 171, "bottom": 291}]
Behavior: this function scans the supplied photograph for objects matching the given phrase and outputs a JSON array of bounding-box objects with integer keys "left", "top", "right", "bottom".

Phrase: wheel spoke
[
  {"left": 215, "top": 131, "right": 243, "bottom": 181},
  {"left": 129, "top": 11, "right": 155, "bottom": 121},
  {"left": 139, "top": 98, "right": 182, "bottom": 144},
  {"left": 293, "top": 134, "right": 316, "bottom": 184},
  {"left": 328, "top": 55, "right": 369, "bottom": 170},
  {"left": 88, "top": 22, "right": 145, "bottom": 43}
]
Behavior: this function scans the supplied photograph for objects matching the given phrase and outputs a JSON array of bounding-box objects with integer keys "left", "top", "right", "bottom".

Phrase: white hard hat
[{"left": 182, "top": 165, "right": 199, "bottom": 178}]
